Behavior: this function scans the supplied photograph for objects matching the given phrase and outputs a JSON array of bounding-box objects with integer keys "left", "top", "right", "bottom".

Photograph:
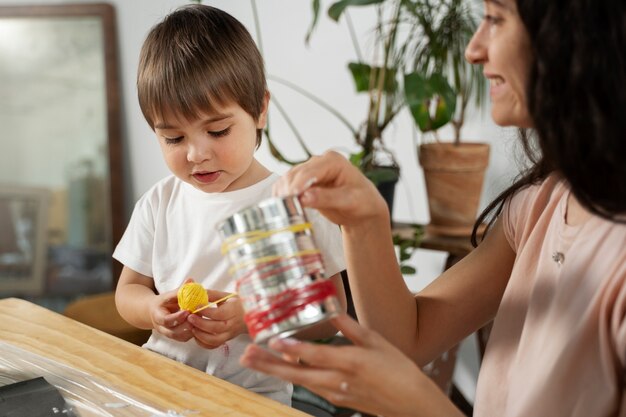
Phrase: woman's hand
[
  {"left": 148, "top": 289, "right": 192, "bottom": 342},
  {"left": 187, "top": 290, "right": 247, "bottom": 349},
  {"left": 272, "top": 151, "right": 388, "bottom": 227},
  {"left": 241, "top": 314, "right": 461, "bottom": 417}
]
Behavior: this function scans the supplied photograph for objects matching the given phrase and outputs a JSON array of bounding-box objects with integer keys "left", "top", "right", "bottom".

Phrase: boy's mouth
[{"left": 192, "top": 170, "right": 221, "bottom": 184}]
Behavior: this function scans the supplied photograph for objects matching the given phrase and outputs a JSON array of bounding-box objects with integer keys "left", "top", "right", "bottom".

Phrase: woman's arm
[
  {"left": 273, "top": 151, "right": 516, "bottom": 363},
  {"left": 409, "top": 219, "right": 514, "bottom": 364},
  {"left": 342, "top": 208, "right": 514, "bottom": 364}
]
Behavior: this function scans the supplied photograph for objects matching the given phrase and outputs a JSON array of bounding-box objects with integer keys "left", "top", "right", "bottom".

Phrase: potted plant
[
  {"left": 402, "top": 0, "right": 490, "bottom": 236},
  {"left": 262, "top": 0, "right": 487, "bottom": 232},
  {"left": 265, "top": 0, "right": 427, "bottom": 216}
]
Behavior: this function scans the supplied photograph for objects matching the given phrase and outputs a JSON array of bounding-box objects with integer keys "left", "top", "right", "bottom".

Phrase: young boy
[{"left": 113, "top": 5, "right": 346, "bottom": 405}]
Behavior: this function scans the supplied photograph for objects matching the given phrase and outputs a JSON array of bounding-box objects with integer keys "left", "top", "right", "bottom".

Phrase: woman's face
[{"left": 465, "top": 0, "right": 533, "bottom": 128}]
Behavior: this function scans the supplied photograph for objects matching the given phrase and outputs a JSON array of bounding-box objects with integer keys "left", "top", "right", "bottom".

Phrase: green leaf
[
  {"left": 306, "top": 0, "right": 383, "bottom": 43},
  {"left": 328, "top": 0, "right": 385, "bottom": 22},
  {"left": 428, "top": 73, "right": 457, "bottom": 130},
  {"left": 364, "top": 166, "right": 399, "bottom": 185},
  {"left": 349, "top": 151, "right": 364, "bottom": 167},
  {"left": 400, "top": 266, "right": 417, "bottom": 275},
  {"left": 404, "top": 72, "right": 432, "bottom": 131},
  {"left": 413, "top": 104, "right": 433, "bottom": 132},
  {"left": 348, "top": 62, "right": 397, "bottom": 93},
  {"left": 404, "top": 72, "right": 456, "bottom": 133},
  {"left": 305, "top": 0, "right": 321, "bottom": 45},
  {"left": 348, "top": 63, "right": 371, "bottom": 93}
]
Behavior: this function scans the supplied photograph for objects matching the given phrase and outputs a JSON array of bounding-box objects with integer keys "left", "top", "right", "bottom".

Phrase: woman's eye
[
  {"left": 484, "top": 14, "right": 503, "bottom": 25},
  {"left": 208, "top": 127, "right": 231, "bottom": 138},
  {"left": 163, "top": 136, "right": 183, "bottom": 145}
]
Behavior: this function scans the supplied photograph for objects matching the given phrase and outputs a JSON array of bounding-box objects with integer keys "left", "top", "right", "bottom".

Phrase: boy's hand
[
  {"left": 187, "top": 289, "right": 247, "bottom": 349},
  {"left": 148, "top": 289, "right": 192, "bottom": 342}
]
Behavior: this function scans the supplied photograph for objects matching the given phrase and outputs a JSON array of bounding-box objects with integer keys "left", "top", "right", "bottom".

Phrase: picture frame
[{"left": 0, "top": 185, "right": 50, "bottom": 295}]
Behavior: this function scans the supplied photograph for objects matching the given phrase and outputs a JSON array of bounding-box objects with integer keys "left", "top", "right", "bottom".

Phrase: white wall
[
  {"left": 0, "top": 0, "right": 520, "bottom": 217},
  {"left": 2, "top": 0, "right": 524, "bottom": 403}
]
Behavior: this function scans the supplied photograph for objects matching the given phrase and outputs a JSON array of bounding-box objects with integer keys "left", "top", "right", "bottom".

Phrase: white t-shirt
[{"left": 113, "top": 173, "right": 345, "bottom": 405}]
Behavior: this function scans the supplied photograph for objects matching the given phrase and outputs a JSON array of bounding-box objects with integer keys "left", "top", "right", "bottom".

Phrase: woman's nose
[{"left": 465, "top": 26, "right": 487, "bottom": 65}]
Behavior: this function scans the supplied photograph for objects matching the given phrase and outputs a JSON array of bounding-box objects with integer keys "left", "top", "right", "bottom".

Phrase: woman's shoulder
[
  {"left": 502, "top": 174, "right": 567, "bottom": 250},
  {"left": 507, "top": 174, "right": 566, "bottom": 217}
]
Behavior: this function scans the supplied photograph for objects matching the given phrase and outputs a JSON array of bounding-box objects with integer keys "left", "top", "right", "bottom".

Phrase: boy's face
[{"left": 153, "top": 97, "right": 268, "bottom": 193}]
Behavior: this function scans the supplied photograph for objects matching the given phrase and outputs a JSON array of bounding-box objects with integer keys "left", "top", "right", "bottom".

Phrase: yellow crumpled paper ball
[{"left": 177, "top": 282, "right": 208, "bottom": 312}]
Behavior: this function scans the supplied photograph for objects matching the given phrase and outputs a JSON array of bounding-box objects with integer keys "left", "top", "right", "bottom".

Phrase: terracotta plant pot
[{"left": 419, "top": 142, "right": 490, "bottom": 236}]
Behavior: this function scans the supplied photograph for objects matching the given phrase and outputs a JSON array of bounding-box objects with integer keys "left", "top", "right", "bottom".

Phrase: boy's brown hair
[{"left": 138, "top": 4, "right": 267, "bottom": 146}]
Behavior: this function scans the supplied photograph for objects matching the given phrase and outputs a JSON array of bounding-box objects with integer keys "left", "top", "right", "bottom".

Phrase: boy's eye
[
  {"left": 163, "top": 136, "right": 183, "bottom": 145},
  {"left": 209, "top": 127, "right": 231, "bottom": 138}
]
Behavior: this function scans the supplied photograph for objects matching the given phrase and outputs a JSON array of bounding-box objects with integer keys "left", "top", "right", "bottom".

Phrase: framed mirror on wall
[{"left": 0, "top": 3, "right": 123, "bottom": 311}]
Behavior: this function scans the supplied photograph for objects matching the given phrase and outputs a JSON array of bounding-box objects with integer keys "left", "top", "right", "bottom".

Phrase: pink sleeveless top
[{"left": 474, "top": 176, "right": 626, "bottom": 417}]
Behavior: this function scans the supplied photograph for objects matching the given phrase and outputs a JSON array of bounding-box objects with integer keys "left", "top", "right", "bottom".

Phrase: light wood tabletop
[{"left": 0, "top": 297, "right": 307, "bottom": 417}]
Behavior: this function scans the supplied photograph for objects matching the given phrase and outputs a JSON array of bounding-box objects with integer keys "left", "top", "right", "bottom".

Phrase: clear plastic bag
[{"left": 0, "top": 341, "right": 190, "bottom": 417}]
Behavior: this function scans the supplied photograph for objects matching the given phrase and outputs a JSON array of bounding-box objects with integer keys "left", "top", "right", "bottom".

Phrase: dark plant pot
[
  {"left": 365, "top": 165, "right": 399, "bottom": 220},
  {"left": 376, "top": 177, "right": 398, "bottom": 219}
]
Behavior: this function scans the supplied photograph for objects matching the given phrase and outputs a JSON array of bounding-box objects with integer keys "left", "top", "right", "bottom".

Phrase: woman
[{"left": 242, "top": 0, "right": 626, "bottom": 415}]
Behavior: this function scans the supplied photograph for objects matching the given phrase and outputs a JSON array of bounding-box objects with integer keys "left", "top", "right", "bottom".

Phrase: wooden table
[
  {"left": 392, "top": 221, "right": 476, "bottom": 258},
  {"left": 0, "top": 297, "right": 307, "bottom": 417}
]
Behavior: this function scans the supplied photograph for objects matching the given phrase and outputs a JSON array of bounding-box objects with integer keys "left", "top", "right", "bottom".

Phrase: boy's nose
[{"left": 187, "top": 139, "right": 212, "bottom": 163}]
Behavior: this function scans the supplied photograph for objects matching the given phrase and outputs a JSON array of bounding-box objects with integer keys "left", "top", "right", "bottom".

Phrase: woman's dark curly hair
[{"left": 472, "top": 0, "right": 626, "bottom": 246}]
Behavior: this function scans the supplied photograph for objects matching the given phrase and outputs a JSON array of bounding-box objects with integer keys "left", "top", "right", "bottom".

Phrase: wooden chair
[{"left": 63, "top": 292, "right": 151, "bottom": 346}]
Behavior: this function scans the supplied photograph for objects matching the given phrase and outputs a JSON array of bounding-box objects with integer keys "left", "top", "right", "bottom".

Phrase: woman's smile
[{"left": 486, "top": 74, "right": 507, "bottom": 98}]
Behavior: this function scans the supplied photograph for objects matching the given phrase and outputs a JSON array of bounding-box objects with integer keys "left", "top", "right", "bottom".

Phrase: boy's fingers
[
  {"left": 168, "top": 323, "right": 193, "bottom": 342},
  {"left": 194, "top": 292, "right": 239, "bottom": 318},
  {"left": 188, "top": 313, "right": 228, "bottom": 333},
  {"left": 205, "top": 289, "right": 231, "bottom": 302},
  {"left": 198, "top": 300, "right": 239, "bottom": 320},
  {"left": 164, "top": 309, "right": 189, "bottom": 327},
  {"left": 192, "top": 328, "right": 230, "bottom": 349}
]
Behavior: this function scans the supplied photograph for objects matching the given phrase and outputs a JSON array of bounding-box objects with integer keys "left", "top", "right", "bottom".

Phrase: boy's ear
[{"left": 256, "top": 91, "right": 270, "bottom": 129}]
